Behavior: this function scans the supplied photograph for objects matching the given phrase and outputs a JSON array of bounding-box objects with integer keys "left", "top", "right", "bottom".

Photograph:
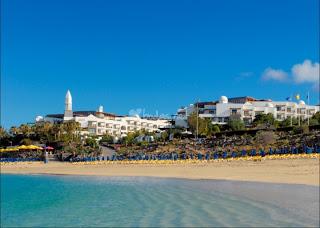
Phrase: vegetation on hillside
[{"left": 1, "top": 112, "right": 319, "bottom": 160}]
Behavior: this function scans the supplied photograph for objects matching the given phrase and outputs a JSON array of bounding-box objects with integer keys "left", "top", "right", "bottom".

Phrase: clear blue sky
[{"left": 1, "top": 0, "right": 319, "bottom": 128}]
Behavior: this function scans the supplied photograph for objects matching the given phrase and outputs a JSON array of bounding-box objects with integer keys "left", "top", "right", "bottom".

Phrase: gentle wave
[{"left": 1, "top": 174, "right": 319, "bottom": 227}]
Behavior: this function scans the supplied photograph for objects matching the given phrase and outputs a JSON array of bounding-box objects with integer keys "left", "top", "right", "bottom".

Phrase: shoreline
[
  {"left": 1, "top": 157, "right": 319, "bottom": 186},
  {"left": 3, "top": 172, "right": 319, "bottom": 188}
]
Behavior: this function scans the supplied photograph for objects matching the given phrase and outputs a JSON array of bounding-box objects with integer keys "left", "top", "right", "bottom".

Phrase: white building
[
  {"left": 175, "top": 96, "right": 320, "bottom": 127},
  {"left": 37, "top": 90, "right": 171, "bottom": 137}
]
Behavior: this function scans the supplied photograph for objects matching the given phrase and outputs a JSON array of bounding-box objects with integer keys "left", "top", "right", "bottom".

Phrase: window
[
  {"left": 88, "top": 121, "right": 97, "bottom": 127},
  {"left": 209, "top": 110, "right": 216, "bottom": 114},
  {"left": 98, "top": 122, "right": 105, "bottom": 127},
  {"left": 88, "top": 129, "right": 96, "bottom": 133},
  {"left": 244, "top": 111, "right": 250, "bottom": 116},
  {"left": 231, "top": 109, "right": 237, "bottom": 115}
]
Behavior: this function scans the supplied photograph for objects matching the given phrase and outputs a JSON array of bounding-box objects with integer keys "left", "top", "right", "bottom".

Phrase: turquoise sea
[{"left": 1, "top": 174, "right": 319, "bottom": 227}]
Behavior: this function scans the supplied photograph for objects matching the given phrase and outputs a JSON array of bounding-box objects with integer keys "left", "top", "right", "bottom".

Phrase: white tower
[{"left": 64, "top": 90, "right": 73, "bottom": 119}]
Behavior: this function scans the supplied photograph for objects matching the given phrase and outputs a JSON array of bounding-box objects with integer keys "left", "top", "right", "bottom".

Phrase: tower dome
[
  {"left": 35, "top": 116, "right": 44, "bottom": 122},
  {"left": 98, "top": 105, "right": 104, "bottom": 113},
  {"left": 220, "top": 96, "right": 228, "bottom": 104},
  {"left": 299, "top": 100, "right": 305, "bottom": 105}
]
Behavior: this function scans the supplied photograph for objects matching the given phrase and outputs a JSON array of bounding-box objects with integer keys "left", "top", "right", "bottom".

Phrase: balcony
[
  {"left": 308, "top": 110, "right": 315, "bottom": 115},
  {"left": 276, "top": 106, "right": 286, "bottom": 112},
  {"left": 276, "top": 115, "right": 285, "bottom": 120},
  {"left": 199, "top": 113, "right": 215, "bottom": 118},
  {"left": 97, "top": 122, "right": 105, "bottom": 127}
]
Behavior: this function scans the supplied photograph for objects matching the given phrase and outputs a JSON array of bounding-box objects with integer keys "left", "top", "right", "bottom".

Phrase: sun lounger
[
  {"left": 222, "top": 151, "right": 227, "bottom": 159},
  {"left": 250, "top": 149, "right": 256, "bottom": 156},
  {"left": 306, "top": 147, "right": 313, "bottom": 154},
  {"left": 269, "top": 148, "right": 273, "bottom": 155}
]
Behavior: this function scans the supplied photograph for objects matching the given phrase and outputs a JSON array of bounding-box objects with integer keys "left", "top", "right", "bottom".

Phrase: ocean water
[{"left": 1, "top": 174, "right": 319, "bottom": 227}]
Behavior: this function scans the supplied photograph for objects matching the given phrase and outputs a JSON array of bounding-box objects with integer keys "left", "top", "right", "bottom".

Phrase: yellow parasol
[
  {"left": 28, "top": 145, "right": 43, "bottom": 150},
  {"left": 16, "top": 145, "right": 43, "bottom": 150},
  {"left": 17, "top": 145, "right": 29, "bottom": 150},
  {"left": 0, "top": 147, "right": 19, "bottom": 152}
]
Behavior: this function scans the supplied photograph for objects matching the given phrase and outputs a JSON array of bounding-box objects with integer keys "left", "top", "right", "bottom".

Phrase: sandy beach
[{"left": 1, "top": 157, "right": 319, "bottom": 186}]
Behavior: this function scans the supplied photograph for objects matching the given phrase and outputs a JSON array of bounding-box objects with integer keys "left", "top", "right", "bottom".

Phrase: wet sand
[{"left": 1, "top": 157, "right": 319, "bottom": 186}]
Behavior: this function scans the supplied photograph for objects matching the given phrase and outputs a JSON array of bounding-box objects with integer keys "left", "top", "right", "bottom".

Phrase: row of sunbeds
[{"left": 70, "top": 145, "right": 320, "bottom": 162}]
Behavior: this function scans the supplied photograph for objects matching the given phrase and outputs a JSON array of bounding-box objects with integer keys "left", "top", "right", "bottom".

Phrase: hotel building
[
  {"left": 175, "top": 96, "right": 320, "bottom": 127},
  {"left": 36, "top": 90, "right": 171, "bottom": 137}
]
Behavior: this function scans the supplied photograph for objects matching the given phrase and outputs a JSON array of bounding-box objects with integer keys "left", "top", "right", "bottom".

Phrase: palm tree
[
  {"left": 60, "top": 121, "right": 81, "bottom": 143},
  {"left": 19, "top": 124, "right": 32, "bottom": 137},
  {"left": 50, "top": 123, "right": 62, "bottom": 141},
  {"left": 9, "top": 126, "right": 20, "bottom": 136},
  {"left": 0, "top": 126, "right": 8, "bottom": 139},
  {"left": 33, "top": 122, "right": 54, "bottom": 143},
  {"left": 42, "top": 122, "right": 53, "bottom": 142}
]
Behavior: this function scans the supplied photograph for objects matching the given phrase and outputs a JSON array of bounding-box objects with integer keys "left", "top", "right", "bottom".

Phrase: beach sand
[{"left": 1, "top": 157, "right": 319, "bottom": 186}]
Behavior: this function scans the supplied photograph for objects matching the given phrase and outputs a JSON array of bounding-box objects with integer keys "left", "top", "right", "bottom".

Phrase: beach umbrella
[
  {"left": 44, "top": 146, "right": 54, "bottom": 150},
  {"left": 28, "top": 145, "right": 43, "bottom": 150},
  {"left": 17, "top": 145, "right": 29, "bottom": 150},
  {"left": 0, "top": 148, "right": 19, "bottom": 153},
  {"left": 16, "top": 145, "right": 42, "bottom": 150}
]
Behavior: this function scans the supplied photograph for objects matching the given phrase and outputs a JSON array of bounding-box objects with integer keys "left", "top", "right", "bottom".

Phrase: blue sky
[{"left": 1, "top": 0, "right": 319, "bottom": 128}]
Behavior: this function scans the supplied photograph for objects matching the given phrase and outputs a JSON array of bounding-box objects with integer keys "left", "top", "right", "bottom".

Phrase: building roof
[
  {"left": 194, "top": 101, "right": 218, "bottom": 108},
  {"left": 46, "top": 114, "right": 64, "bottom": 119},
  {"left": 75, "top": 111, "right": 117, "bottom": 117},
  {"left": 190, "top": 96, "right": 273, "bottom": 108},
  {"left": 228, "top": 96, "right": 272, "bottom": 104},
  {"left": 46, "top": 111, "right": 117, "bottom": 119}
]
